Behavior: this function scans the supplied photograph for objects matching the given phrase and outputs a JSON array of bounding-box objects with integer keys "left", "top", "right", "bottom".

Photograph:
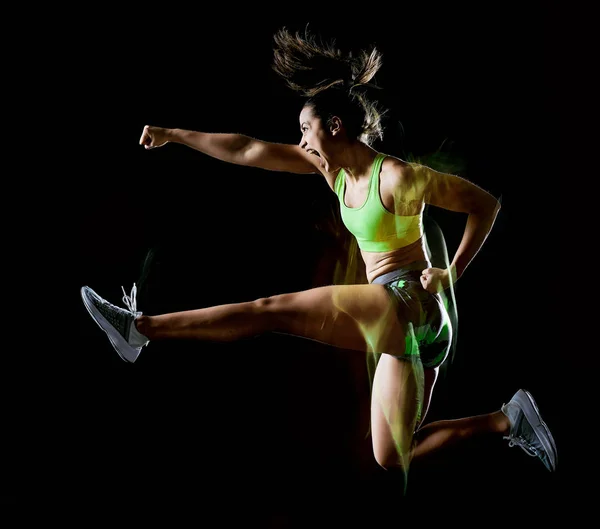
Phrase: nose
[{"left": 299, "top": 136, "right": 307, "bottom": 149}]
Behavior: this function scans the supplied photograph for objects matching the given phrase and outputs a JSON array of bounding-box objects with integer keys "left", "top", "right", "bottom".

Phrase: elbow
[
  {"left": 238, "top": 137, "right": 261, "bottom": 166},
  {"left": 472, "top": 194, "right": 501, "bottom": 219},
  {"left": 237, "top": 134, "right": 254, "bottom": 153},
  {"left": 489, "top": 198, "right": 501, "bottom": 219},
  {"left": 493, "top": 196, "right": 501, "bottom": 213}
]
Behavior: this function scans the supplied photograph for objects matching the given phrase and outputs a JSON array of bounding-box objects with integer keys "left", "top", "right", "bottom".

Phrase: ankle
[
  {"left": 493, "top": 410, "right": 511, "bottom": 435},
  {"left": 135, "top": 315, "right": 152, "bottom": 338}
]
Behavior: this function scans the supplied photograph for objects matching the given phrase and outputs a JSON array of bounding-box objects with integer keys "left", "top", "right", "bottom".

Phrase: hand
[
  {"left": 420, "top": 267, "right": 455, "bottom": 294},
  {"left": 139, "top": 125, "right": 170, "bottom": 149}
]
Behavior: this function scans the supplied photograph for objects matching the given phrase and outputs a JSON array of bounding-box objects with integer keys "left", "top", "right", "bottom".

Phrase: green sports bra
[{"left": 333, "top": 153, "right": 423, "bottom": 252}]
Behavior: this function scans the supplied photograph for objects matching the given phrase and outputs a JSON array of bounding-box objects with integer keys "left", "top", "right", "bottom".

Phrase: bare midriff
[{"left": 362, "top": 237, "right": 429, "bottom": 284}]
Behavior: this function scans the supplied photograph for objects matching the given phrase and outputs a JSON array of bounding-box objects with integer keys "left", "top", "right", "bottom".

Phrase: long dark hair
[{"left": 272, "top": 27, "right": 386, "bottom": 146}]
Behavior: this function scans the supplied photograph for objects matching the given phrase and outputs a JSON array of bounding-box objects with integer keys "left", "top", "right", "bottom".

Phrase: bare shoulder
[
  {"left": 376, "top": 154, "right": 423, "bottom": 210},
  {"left": 380, "top": 155, "right": 499, "bottom": 214},
  {"left": 384, "top": 157, "right": 455, "bottom": 189},
  {"left": 380, "top": 155, "right": 419, "bottom": 187}
]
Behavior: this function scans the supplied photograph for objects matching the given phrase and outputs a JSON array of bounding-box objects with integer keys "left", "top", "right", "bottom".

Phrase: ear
[{"left": 329, "top": 116, "right": 342, "bottom": 135}]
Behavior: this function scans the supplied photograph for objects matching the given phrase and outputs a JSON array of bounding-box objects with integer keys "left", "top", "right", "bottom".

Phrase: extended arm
[{"left": 140, "top": 125, "right": 321, "bottom": 175}]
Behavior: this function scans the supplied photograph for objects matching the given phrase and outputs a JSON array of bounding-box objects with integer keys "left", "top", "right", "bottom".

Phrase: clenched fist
[
  {"left": 139, "top": 125, "right": 171, "bottom": 150},
  {"left": 420, "top": 267, "right": 456, "bottom": 294}
]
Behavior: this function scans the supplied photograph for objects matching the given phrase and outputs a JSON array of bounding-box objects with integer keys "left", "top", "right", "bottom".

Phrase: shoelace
[
  {"left": 504, "top": 435, "right": 538, "bottom": 457},
  {"left": 121, "top": 283, "right": 138, "bottom": 313}
]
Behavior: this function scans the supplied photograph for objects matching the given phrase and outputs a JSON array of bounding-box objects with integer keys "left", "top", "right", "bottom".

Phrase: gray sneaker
[
  {"left": 501, "top": 389, "right": 557, "bottom": 472},
  {"left": 81, "top": 284, "right": 149, "bottom": 363}
]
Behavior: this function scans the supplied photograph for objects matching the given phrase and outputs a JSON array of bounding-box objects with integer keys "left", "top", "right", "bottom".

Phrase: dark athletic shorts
[{"left": 371, "top": 261, "right": 452, "bottom": 369}]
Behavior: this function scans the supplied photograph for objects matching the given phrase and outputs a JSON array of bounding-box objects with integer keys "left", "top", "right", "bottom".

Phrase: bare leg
[
  {"left": 370, "top": 355, "right": 510, "bottom": 471},
  {"left": 135, "top": 284, "right": 406, "bottom": 355},
  {"left": 134, "top": 283, "right": 509, "bottom": 468},
  {"left": 411, "top": 410, "right": 510, "bottom": 461},
  {"left": 370, "top": 354, "right": 425, "bottom": 470}
]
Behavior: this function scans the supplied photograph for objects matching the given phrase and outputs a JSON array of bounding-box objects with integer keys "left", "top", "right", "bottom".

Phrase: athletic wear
[
  {"left": 502, "top": 389, "right": 558, "bottom": 471},
  {"left": 371, "top": 262, "right": 452, "bottom": 369},
  {"left": 334, "top": 154, "right": 422, "bottom": 252},
  {"left": 81, "top": 284, "right": 149, "bottom": 363}
]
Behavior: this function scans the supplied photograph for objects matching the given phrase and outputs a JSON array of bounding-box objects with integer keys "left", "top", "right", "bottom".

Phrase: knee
[
  {"left": 373, "top": 444, "right": 412, "bottom": 471},
  {"left": 373, "top": 448, "right": 394, "bottom": 470},
  {"left": 250, "top": 296, "right": 283, "bottom": 325},
  {"left": 252, "top": 297, "right": 269, "bottom": 308},
  {"left": 252, "top": 296, "right": 278, "bottom": 312}
]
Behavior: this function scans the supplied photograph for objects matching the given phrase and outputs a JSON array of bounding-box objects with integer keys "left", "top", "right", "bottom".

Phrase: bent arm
[
  {"left": 164, "top": 128, "right": 320, "bottom": 175},
  {"left": 449, "top": 197, "right": 500, "bottom": 281},
  {"left": 417, "top": 164, "right": 501, "bottom": 281}
]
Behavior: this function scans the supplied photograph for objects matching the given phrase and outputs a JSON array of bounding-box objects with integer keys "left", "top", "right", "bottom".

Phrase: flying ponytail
[{"left": 272, "top": 27, "right": 386, "bottom": 144}]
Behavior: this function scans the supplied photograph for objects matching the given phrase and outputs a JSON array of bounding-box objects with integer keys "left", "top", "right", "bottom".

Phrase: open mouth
[{"left": 307, "top": 149, "right": 321, "bottom": 158}]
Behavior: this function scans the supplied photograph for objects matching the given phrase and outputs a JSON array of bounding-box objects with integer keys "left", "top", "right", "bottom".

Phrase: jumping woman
[{"left": 81, "top": 27, "right": 556, "bottom": 476}]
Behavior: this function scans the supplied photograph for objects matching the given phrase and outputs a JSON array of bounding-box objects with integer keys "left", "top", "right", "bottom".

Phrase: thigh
[
  {"left": 420, "top": 366, "right": 439, "bottom": 427},
  {"left": 264, "top": 284, "right": 407, "bottom": 355},
  {"left": 370, "top": 355, "right": 438, "bottom": 468}
]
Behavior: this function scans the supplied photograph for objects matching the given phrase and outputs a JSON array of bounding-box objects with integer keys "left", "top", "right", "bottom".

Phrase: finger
[
  {"left": 139, "top": 125, "right": 152, "bottom": 146},
  {"left": 139, "top": 126, "right": 147, "bottom": 145}
]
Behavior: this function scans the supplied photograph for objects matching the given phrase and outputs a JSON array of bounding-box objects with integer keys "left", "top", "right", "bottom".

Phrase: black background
[{"left": 69, "top": 4, "right": 561, "bottom": 523}]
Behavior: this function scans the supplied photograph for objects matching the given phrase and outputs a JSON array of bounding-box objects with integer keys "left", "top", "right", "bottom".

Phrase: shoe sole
[
  {"left": 81, "top": 287, "right": 140, "bottom": 363},
  {"left": 518, "top": 389, "right": 558, "bottom": 471}
]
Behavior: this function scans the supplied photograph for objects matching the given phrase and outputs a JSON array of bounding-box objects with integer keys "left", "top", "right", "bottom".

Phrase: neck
[{"left": 338, "top": 142, "right": 378, "bottom": 182}]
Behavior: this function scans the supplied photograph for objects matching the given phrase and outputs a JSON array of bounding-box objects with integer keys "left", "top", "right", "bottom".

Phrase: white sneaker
[{"left": 81, "top": 284, "right": 149, "bottom": 363}]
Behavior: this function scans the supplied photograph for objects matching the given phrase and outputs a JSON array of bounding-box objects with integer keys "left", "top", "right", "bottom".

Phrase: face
[{"left": 298, "top": 105, "right": 340, "bottom": 172}]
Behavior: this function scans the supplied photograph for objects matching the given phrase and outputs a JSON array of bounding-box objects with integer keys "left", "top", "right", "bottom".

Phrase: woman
[{"left": 81, "top": 28, "right": 556, "bottom": 474}]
